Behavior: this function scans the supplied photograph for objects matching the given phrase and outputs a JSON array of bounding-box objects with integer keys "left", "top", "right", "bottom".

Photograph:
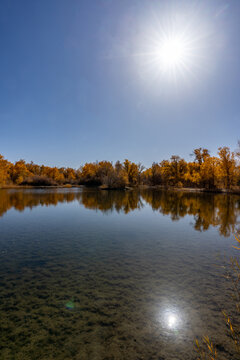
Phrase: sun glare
[
  {"left": 150, "top": 31, "right": 193, "bottom": 79},
  {"left": 136, "top": 9, "right": 210, "bottom": 84},
  {"left": 160, "top": 35, "right": 188, "bottom": 70}
]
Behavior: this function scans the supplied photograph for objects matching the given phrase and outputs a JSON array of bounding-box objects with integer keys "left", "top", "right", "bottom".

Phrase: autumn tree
[
  {"left": 200, "top": 156, "right": 220, "bottom": 189},
  {"left": 169, "top": 156, "right": 187, "bottom": 187},
  {"left": 11, "top": 160, "right": 32, "bottom": 184},
  {"left": 192, "top": 148, "right": 210, "bottom": 165},
  {"left": 141, "top": 168, "right": 152, "bottom": 185},
  {"left": 97, "top": 161, "right": 113, "bottom": 184},
  {"left": 160, "top": 160, "right": 172, "bottom": 186},
  {"left": 112, "top": 161, "right": 128, "bottom": 188},
  {"left": 63, "top": 167, "right": 76, "bottom": 183},
  {"left": 80, "top": 162, "right": 100, "bottom": 185},
  {"left": 26, "top": 161, "right": 41, "bottom": 176},
  {"left": 218, "top": 147, "right": 236, "bottom": 189},
  {"left": 137, "top": 163, "right": 145, "bottom": 184},
  {"left": 123, "top": 159, "right": 139, "bottom": 185},
  {"left": 150, "top": 162, "right": 161, "bottom": 185},
  {"left": 0, "top": 146, "right": 239, "bottom": 190},
  {"left": 184, "top": 162, "right": 201, "bottom": 187},
  {"left": 0, "top": 154, "right": 10, "bottom": 185}
]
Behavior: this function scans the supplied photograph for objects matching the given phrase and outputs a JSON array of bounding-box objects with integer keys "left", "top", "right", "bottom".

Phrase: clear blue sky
[{"left": 0, "top": 0, "right": 239, "bottom": 168}]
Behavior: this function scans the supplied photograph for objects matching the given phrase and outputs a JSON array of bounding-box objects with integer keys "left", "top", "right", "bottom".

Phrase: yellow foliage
[
  {"left": 218, "top": 147, "right": 237, "bottom": 189},
  {"left": 0, "top": 154, "right": 10, "bottom": 185},
  {"left": 0, "top": 144, "right": 240, "bottom": 188}
]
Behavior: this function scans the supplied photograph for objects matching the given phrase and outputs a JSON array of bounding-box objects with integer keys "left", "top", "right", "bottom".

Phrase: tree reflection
[
  {"left": 79, "top": 189, "right": 143, "bottom": 214},
  {"left": 0, "top": 189, "right": 239, "bottom": 237},
  {"left": 141, "top": 190, "right": 240, "bottom": 237}
]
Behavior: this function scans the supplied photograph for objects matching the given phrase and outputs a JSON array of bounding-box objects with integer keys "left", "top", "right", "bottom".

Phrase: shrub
[{"left": 21, "top": 175, "right": 57, "bottom": 186}]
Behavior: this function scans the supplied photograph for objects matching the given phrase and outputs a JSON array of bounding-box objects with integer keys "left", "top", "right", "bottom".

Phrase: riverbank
[
  {"left": 0, "top": 184, "right": 82, "bottom": 189},
  {"left": 138, "top": 185, "right": 240, "bottom": 195},
  {"left": 99, "top": 184, "right": 240, "bottom": 194},
  {"left": 1, "top": 184, "right": 240, "bottom": 195}
]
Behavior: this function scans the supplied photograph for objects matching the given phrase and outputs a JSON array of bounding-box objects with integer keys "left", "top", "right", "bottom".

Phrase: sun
[
  {"left": 136, "top": 12, "right": 206, "bottom": 84},
  {"left": 160, "top": 34, "right": 189, "bottom": 70},
  {"left": 151, "top": 31, "right": 193, "bottom": 78}
]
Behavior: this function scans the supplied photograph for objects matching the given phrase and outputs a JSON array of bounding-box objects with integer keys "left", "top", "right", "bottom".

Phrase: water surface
[{"left": 0, "top": 188, "right": 240, "bottom": 360}]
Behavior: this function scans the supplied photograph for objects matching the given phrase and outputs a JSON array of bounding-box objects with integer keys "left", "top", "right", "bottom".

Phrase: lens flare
[{"left": 65, "top": 300, "right": 75, "bottom": 310}]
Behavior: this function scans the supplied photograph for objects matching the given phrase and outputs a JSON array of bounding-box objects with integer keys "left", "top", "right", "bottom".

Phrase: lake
[{"left": 0, "top": 188, "right": 240, "bottom": 360}]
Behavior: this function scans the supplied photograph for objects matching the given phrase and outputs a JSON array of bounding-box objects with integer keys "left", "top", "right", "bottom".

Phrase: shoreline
[
  {"left": 1, "top": 184, "right": 240, "bottom": 195},
  {"left": 138, "top": 185, "right": 240, "bottom": 195},
  {"left": 0, "top": 185, "right": 83, "bottom": 189}
]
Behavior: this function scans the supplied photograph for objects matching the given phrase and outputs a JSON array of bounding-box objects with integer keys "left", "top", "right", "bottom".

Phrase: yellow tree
[
  {"left": 26, "top": 161, "right": 41, "bottom": 176},
  {"left": 123, "top": 159, "right": 139, "bottom": 185},
  {"left": 97, "top": 161, "right": 113, "bottom": 183},
  {"left": 218, "top": 147, "right": 236, "bottom": 189},
  {"left": 184, "top": 162, "right": 201, "bottom": 187},
  {"left": 160, "top": 160, "right": 172, "bottom": 186},
  {"left": 151, "top": 162, "right": 162, "bottom": 185},
  {"left": 113, "top": 161, "right": 128, "bottom": 188},
  {"left": 169, "top": 155, "right": 187, "bottom": 187},
  {"left": 0, "top": 154, "right": 10, "bottom": 185},
  {"left": 200, "top": 156, "right": 220, "bottom": 189},
  {"left": 193, "top": 148, "right": 210, "bottom": 165},
  {"left": 12, "top": 159, "right": 32, "bottom": 184},
  {"left": 142, "top": 168, "right": 152, "bottom": 185},
  {"left": 63, "top": 167, "right": 76, "bottom": 183},
  {"left": 80, "top": 162, "right": 99, "bottom": 185},
  {"left": 48, "top": 167, "right": 64, "bottom": 183}
]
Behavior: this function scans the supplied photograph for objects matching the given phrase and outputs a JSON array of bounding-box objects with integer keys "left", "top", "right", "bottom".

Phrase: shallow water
[{"left": 0, "top": 188, "right": 240, "bottom": 360}]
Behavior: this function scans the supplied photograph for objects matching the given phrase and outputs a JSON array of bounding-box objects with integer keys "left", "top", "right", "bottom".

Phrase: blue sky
[{"left": 0, "top": 0, "right": 239, "bottom": 168}]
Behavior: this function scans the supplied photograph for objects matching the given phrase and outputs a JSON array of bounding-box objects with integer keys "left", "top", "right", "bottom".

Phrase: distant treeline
[{"left": 0, "top": 146, "right": 240, "bottom": 189}]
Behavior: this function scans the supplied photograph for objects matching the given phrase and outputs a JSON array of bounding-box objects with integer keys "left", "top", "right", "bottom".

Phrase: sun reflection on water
[
  {"left": 167, "top": 314, "right": 178, "bottom": 329},
  {"left": 158, "top": 306, "right": 184, "bottom": 333}
]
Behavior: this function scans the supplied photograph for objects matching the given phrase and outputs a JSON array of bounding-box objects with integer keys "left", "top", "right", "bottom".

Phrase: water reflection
[
  {"left": 158, "top": 306, "right": 184, "bottom": 332},
  {"left": 0, "top": 188, "right": 239, "bottom": 359},
  {"left": 166, "top": 312, "right": 179, "bottom": 329},
  {"left": 0, "top": 188, "right": 239, "bottom": 237}
]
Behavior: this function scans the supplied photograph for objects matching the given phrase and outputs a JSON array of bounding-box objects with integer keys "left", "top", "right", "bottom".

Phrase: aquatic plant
[
  {"left": 195, "top": 336, "right": 218, "bottom": 359},
  {"left": 195, "top": 235, "right": 240, "bottom": 359}
]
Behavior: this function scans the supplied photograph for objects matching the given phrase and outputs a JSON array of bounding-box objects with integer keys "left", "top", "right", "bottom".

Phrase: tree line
[{"left": 0, "top": 145, "right": 240, "bottom": 189}]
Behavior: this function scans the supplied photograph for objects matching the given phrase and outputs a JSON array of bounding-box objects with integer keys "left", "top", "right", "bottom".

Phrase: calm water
[{"left": 0, "top": 188, "right": 240, "bottom": 360}]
